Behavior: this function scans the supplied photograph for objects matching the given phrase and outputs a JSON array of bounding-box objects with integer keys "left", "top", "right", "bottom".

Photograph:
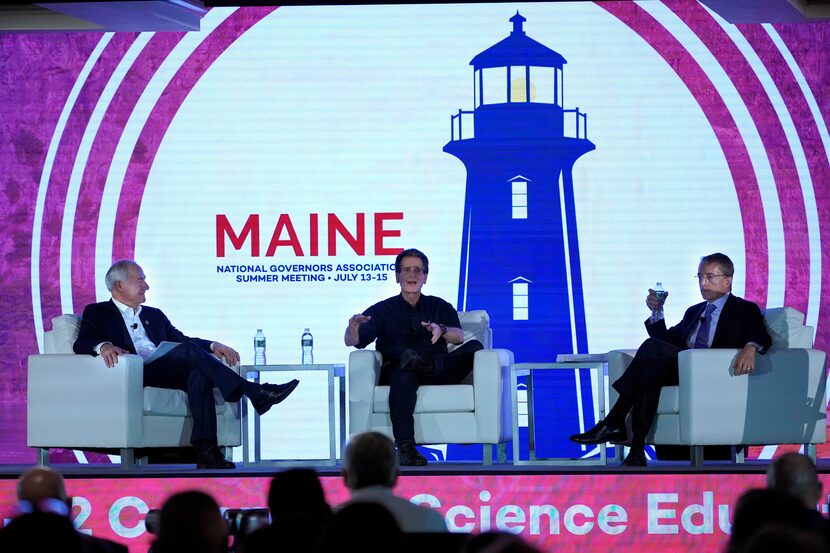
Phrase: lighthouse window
[
  {"left": 481, "top": 67, "right": 507, "bottom": 105},
  {"left": 510, "top": 66, "right": 529, "bottom": 102},
  {"left": 513, "top": 282, "right": 529, "bottom": 320},
  {"left": 530, "top": 67, "right": 556, "bottom": 105},
  {"left": 512, "top": 181, "right": 528, "bottom": 219}
]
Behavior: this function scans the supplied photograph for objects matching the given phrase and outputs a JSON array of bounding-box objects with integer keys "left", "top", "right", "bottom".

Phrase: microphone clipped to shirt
[{"left": 131, "top": 323, "right": 138, "bottom": 330}]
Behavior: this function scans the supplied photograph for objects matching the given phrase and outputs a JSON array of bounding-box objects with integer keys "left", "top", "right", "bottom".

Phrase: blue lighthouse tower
[{"left": 444, "top": 12, "right": 595, "bottom": 361}]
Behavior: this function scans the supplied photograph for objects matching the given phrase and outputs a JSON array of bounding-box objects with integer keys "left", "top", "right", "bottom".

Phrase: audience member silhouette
[
  {"left": 736, "top": 524, "right": 825, "bottom": 553},
  {"left": 241, "top": 468, "right": 332, "bottom": 553},
  {"left": 726, "top": 488, "right": 819, "bottom": 553},
  {"left": 766, "top": 452, "right": 830, "bottom": 545},
  {"left": 464, "top": 531, "right": 543, "bottom": 553},
  {"left": 0, "top": 511, "right": 83, "bottom": 552},
  {"left": 152, "top": 490, "right": 227, "bottom": 553},
  {"left": 339, "top": 431, "right": 447, "bottom": 532},
  {"left": 318, "top": 502, "right": 403, "bottom": 553},
  {"left": 8, "top": 466, "right": 127, "bottom": 553}
]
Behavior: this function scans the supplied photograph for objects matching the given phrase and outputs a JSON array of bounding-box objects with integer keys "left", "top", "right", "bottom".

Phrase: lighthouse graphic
[
  {"left": 444, "top": 12, "right": 595, "bottom": 361},
  {"left": 442, "top": 13, "right": 596, "bottom": 460}
]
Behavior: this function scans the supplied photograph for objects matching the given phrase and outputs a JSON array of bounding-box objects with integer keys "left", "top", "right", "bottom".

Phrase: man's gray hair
[
  {"left": 343, "top": 432, "right": 398, "bottom": 490},
  {"left": 105, "top": 259, "right": 139, "bottom": 292},
  {"left": 699, "top": 252, "right": 734, "bottom": 277}
]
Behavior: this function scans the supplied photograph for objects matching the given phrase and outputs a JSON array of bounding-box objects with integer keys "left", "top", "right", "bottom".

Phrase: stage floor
[{"left": 2, "top": 455, "right": 830, "bottom": 478}]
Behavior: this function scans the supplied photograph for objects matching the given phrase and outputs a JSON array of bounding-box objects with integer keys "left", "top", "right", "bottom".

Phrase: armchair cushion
[
  {"left": 454, "top": 310, "right": 492, "bottom": 350},
  {"left": 372, "top": 385, "right": 474, "bottom": 413},
  {"left": 46, "top": 314, "right": 82, "bottom": 354},
  {"left": 762, "top": 306, "right": 814, "bottom": 348},
  {"left": 143, "top": 387, "right": 232, "bottom": 417}
]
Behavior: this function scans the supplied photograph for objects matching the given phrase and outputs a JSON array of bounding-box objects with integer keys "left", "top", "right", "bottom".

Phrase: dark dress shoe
[
  {"left": 397, "top": 442, "right": 428, "bottom": 466},
  {"left": 196, "top": 446, "right": 235, "bottom": 469},
  {"left": 569, "top": 422, "right": 627, "bottom": 445},
  {"left": 621, "top": 448, "right": 647, "bottom": 467},
  {"left": 252, "top": 379, "right": 300, "bottom": 415}
]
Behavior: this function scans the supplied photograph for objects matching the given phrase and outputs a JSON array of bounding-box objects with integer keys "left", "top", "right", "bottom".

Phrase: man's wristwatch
[{"left": 438, "top": 324, "right": 447, "bottom": 336}]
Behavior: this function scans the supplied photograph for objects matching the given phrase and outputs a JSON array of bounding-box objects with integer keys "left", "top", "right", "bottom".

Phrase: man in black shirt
[{"left": 344, "top": 249, "right": 483, "bottom": 466}]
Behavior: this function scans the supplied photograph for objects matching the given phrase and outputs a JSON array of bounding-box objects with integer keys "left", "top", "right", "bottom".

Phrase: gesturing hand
[
  {"left": 345, "top": 314, "right": 372, "bottom": 347},
  {"left": 421, "top": 321, "right": 445, "bottom": 345},
  {"left": 349, "top": 314, "right": 371, "bottom": 329}
]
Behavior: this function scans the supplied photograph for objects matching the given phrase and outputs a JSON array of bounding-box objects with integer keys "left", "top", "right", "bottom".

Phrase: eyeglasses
[
  {"left": 695, "top": 273, "right": 728, "bottom": 283},
  {"left": 400, "top": 267, "right": 424, "bottom": 276}
]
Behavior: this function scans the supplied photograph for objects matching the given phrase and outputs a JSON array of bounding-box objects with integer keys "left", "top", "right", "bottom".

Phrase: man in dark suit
[
  {"left": 570, "top": 253, "right": 772, "bottom": 466},
  {"left": 73, "top": 259, "right": 299, "bottom": 469}
]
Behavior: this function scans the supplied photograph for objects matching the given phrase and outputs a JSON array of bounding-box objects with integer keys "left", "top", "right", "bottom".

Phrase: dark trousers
[
  {"left": 609, "top": 337, "right": 685, "bottom": 449},
  {"left": 380, "top": 340, "right": 484, "bottom": 444},
  {"left": 143, "top": 341, "right": 246, "bottom": 446}
]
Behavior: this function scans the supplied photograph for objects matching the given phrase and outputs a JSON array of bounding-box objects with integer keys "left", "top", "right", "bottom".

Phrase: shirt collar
[
  {"left": 709, "top": 292, "right": 730, "bottom": 311},
  {"left": 111, "top": 297, "right": 141, "bottom": 317}
]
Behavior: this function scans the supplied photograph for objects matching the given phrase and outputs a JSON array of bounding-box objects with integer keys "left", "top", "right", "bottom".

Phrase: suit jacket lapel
[
  {"left": 142, "top": 310, "right": 161, "bottom": 345},
  {"left": 710, "top": 294, "right": 735, "bottom": 347},
  {"left": 107, "top": 299, "right": 136, "bottom": 353}
]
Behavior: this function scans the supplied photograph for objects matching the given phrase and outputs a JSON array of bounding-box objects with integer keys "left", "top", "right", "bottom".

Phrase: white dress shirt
[{"left": 95, "top": 298, "right": 158, "bottom": 360}]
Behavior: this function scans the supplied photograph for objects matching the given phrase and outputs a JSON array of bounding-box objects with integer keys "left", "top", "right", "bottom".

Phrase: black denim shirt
[{"left": 356, "top": 294, "right": 460, "bottom": 361}]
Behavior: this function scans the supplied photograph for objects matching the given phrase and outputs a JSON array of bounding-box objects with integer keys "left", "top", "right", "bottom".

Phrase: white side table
[
  {"left": 240, "top": 364, "right": 346, "bottom": 466},
  {"left": 511, "top": 360, "right": 609, "bottom": 465}
]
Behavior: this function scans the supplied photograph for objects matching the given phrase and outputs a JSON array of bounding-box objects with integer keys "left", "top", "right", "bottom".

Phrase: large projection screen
[{"left": 0, "top": 2, "right": 828, "bottom": 464}]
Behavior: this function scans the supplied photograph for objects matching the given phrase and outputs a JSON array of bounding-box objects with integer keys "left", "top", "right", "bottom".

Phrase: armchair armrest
[
  {"left": 678, "top": 348, "right": 827, "bottom": 445},
  {"left": 28, "top": 353, "right": 145, "bottom": 448},
  {"left": 472, "top": 348, "right": 514, "bottom": 444},
  {"left": 348, "top": 350, "right": 383, "bottom": 437}
]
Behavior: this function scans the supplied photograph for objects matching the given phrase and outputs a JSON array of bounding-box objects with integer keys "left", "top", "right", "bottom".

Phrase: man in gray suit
[{"left": 339, "top": 432, "right": 447, "bottom": 532}]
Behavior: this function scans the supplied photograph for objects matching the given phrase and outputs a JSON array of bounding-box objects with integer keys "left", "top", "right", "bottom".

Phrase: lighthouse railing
[
  {"left": 450, "top": 109, "right": 475, "bottom": 141},
  {"left": 563, "top": 108, "right": 588, "bottom": 139}
]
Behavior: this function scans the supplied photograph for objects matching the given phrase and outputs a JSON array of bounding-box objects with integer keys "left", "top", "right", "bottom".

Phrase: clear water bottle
[
  {"left": 301, "top": 328, "right": 313, "bottom": 365},
  {"left": 254, "top": 329, "right": 266, "bottom": 366},
  {"left": 653, "top": 282, "right": 668, "bottom": 318}
]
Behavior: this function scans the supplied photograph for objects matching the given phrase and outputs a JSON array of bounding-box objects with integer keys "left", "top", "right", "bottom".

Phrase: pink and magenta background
[{"left": 1, "top": 3, "right": 829, "bottom": 552}]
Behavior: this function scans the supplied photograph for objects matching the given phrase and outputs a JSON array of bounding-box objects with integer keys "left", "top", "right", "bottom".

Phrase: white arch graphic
[
  {"left": 30, "top": 33, "right": 114, "bottom": 352},
  {"left": 94, "top": 7, "right": 238, "bottom": 303},
  {"left": 640, "top": 1, "right": 786, "bottom": 308}
]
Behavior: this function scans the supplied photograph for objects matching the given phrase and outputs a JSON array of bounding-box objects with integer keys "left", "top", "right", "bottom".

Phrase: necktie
[{"left": 693, "top": 303, "right": 717, "bottom": 349}]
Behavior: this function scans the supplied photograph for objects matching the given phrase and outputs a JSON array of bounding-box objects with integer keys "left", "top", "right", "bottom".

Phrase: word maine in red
[{"left": 216, "top": 212, "right": 404, "bottom": 257}]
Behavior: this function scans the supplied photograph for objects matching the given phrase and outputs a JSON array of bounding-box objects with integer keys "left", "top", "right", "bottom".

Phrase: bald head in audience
[
  {"left": 16, "top": 467, "right": 70, "bottom": 514},
  {"left": 12, "top": 466, "right": 128, "bottom": 552},
  {"left": 767, "top": 452, "right": 823, "bottom": 509}
]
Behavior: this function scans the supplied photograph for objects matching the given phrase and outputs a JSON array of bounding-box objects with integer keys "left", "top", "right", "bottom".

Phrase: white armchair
[
  {"left": 348, "top": 310, "right": 513, "bottom": 464},
  {"left": 608, "top": 307, "right": 827, "bottom": 465},
  {"left": 27, "top": 314, "right": 241, "bottom": 468}
]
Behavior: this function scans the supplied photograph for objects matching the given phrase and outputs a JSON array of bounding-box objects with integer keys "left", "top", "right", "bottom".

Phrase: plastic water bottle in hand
[
  {"left": 301, "top": 328, "right": 313, "bottom": 365},
  {"left": 254, "top": 329, "right": 266, "bottom": 366},
  {"left": 653, "top": 282, "right": 668, "bottom": 318}
]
